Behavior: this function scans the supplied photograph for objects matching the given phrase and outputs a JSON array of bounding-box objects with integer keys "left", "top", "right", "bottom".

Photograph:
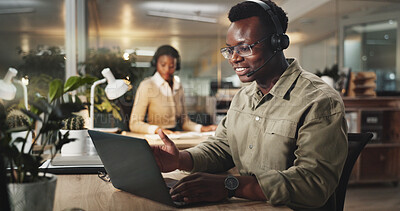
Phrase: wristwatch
[{"left": 224, "top": 175, "right": 239, "bottom": 198}]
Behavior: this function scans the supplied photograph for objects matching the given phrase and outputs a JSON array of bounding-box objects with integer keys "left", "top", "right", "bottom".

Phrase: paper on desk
[{"left": 144, "top": 131, "right": 215, "bottom": 141}]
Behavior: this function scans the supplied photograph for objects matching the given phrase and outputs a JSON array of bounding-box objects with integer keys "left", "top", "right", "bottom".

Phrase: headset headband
[{"left": 245, "top": 0, "right": 284, "bottom": 35}]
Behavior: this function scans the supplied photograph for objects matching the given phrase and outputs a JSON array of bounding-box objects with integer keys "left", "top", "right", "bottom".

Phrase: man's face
[{"left": 226, "top": 16, "right": 273, "bottom": 83}]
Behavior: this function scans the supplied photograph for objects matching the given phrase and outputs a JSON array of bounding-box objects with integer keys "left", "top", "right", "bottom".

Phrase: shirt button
[
  {"left": 249, "top": 144, "right": 253, "bottom": 149},
  {"left": 255, "top": 116, "right": 260, "bottom": 121}
]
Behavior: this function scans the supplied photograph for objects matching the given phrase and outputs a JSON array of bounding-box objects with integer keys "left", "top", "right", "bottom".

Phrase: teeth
[{"left": 236, "top": 68, "right": 246, "bottom": 72}]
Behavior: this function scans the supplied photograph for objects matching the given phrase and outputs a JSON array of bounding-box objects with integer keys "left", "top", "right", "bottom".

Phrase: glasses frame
[
  {"left": 220, "top": 36, "right": 269, "bottom": 60},
  {"left": 98, "top": 171, "right": 111, "bottom": 182}
]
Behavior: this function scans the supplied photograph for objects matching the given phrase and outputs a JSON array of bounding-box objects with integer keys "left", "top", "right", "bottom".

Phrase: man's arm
[{"left": 155, "top": 129, "right": 267, "bottom": 203}]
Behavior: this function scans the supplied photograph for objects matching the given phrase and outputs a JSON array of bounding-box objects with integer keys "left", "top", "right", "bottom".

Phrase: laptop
[{"left": 88, "top": 130, "right": 185, "bottom": 207}]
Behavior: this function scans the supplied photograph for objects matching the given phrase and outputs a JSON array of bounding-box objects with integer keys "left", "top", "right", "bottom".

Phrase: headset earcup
[
  {"left": 270, "top": 33, "right": 279, "bottom": 51},
  {"left": 271, "top": 33, "right": 290, "bottom": 51},
  {"left": 280, "top": 34, "right": 290, "bottom": 50},
  {"left": 150, "top": 57, "right": 156, "bottom": 67}
]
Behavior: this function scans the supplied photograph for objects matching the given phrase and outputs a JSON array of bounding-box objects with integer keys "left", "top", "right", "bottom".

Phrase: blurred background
[{"left": 1, "top": 0, "right": 400, "bottom": 127}]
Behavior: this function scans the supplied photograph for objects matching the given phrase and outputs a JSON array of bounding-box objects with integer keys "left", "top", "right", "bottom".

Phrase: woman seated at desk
[{"left": 129, "top": 45, "right": 217, "bottom": 134}]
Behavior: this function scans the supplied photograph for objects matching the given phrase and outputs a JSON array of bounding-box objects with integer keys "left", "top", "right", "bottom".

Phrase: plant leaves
[
  {"left": 49, "top": 79, "right": 63, "bottom": 102},
  {"left": 63, "top": 76, "right": 81, "bottom": 92},
  {"left": 55, "top": 131, "right": 76, "bottom": 152},
  {"left": 20, "top": 109, "right": 42, "bottom": 122},
  {"left": 80, "top": 76, "right": 97, "bottom": 85}
]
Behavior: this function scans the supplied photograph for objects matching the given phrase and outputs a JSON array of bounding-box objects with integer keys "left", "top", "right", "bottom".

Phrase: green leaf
[
  {"left": 49, "top": 79, "right": 64, "bottom": 102},
  {"left": 64, "top": 76, "right": 81, "bottom": 92},
  {"left": 112, "top": 109, "right": 122, "bottom": 121},
  {"left": 80, "top": 76, "right": 97, "bottom": 85}
]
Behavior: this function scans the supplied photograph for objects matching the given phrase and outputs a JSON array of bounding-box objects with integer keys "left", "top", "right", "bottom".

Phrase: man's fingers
[{"left": 158, "top": 129, "right": 175, "bottom": 146}]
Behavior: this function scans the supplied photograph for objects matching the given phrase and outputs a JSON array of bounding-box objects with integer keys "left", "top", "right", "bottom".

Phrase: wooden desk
[
  {"left": 53, "top": 171, "right": 290, "bottom": 211},
  {"left": 121, "top": 131, "right": 210, "bottom": 149}
]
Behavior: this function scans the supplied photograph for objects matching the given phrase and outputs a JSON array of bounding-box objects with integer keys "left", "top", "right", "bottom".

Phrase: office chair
[{"left": 335, "top": 132, "right": 373, "bottom": 211}]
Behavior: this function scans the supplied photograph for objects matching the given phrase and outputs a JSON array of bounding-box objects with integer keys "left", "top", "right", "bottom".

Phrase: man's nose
[{"left": 229, "top": 51, "right": 244, "bottom": 63}]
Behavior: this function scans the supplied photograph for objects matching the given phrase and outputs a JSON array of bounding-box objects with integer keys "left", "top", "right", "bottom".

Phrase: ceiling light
[
  {"left": 0, "top": 8, "right": 35, "bottom": 15},
  {"left": 135, "top": 49, "right": 155, "bottom": 57},
  {"left": 147, "top": 11, "right": 217, "bottom": 24}
]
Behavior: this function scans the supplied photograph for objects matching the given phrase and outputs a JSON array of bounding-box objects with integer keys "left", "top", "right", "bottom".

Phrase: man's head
[{"left": 223, "top": 0, "right": 289, "bottom": 83}]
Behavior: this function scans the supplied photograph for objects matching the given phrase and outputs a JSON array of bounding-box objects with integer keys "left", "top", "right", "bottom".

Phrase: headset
[
  {"left": 150, "top": 45, "right": 181, "bottom": 70},
  {"left": 246, "top": 0, "right": 290, "bottom": 51}
]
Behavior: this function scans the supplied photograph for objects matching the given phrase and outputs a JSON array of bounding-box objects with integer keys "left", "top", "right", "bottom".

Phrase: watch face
[{"left": 225, "top": 176, "right": 239, "bottom": 190}]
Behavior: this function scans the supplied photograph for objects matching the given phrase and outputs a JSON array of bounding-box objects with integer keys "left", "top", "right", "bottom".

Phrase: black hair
[
  {"left": 228, "top": 0, "right": 288, "bottom": 34},
  {"left": 150, "top": 45, "right": 181, "bottom": 71}
]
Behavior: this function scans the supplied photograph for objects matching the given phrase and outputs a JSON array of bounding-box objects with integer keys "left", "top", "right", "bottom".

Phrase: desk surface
[{"left": 54, "top": 171, "right": 290, "bottom": 211}]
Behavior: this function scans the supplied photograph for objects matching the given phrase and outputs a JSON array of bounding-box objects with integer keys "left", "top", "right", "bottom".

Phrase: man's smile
[{"left": 234, "top": 67, "right": 251, "bottom": 76}]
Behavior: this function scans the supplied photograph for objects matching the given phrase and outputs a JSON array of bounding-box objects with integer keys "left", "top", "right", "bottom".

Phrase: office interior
[{"left": 1, "top": 0, "right": 400, "bottom": 210}]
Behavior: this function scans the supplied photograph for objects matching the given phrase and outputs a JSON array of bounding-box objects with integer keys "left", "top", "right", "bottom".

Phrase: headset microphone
[{"left": 246, "top": 51, "right": 277, "bottom": 77}]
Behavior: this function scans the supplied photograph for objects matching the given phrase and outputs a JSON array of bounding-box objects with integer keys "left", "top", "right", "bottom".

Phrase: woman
[{"left": 129, "top": 45, "right": 217, "bottom": 134}]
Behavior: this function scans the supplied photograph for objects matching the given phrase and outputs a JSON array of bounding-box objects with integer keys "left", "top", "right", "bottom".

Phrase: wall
[{"left": 300, "top": 36, "right": 337, "bottom": 74}]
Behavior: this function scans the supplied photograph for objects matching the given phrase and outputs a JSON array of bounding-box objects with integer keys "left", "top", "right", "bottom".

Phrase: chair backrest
[{"left": 335, "top": 132, "right": 372, "bottom": 211}]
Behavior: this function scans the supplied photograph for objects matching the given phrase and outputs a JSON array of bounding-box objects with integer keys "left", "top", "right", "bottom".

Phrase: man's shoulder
[
  {"left": 296, "top": 70, "right": 345, "bottom": 114},
  {"left": 298, "top": 70, "right": 340, "bottom": 98}
]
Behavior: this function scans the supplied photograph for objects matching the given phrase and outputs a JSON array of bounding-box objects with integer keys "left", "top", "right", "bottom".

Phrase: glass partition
[{"left": 344, "top": 19, "right": 398, "bottom": 91}]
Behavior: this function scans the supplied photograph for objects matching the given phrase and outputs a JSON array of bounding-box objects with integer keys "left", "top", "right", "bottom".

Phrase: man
[{"left": 152, "top": 0, "right": 348, "bottom": 209}]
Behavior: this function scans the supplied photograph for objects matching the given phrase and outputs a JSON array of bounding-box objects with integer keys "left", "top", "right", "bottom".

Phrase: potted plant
[
  {"left": 0, "top": 75, "right": 92, "bottom": 210},
  {"left": 60, "top": 115, "right": 91, "bottom": 156},
  {"left": 6, "top": 109, "right": 32, "bottom": 154}
]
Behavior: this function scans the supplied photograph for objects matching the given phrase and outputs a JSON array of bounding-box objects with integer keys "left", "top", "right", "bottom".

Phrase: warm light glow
[
  {"left": 20, "top": 34, "right": 30, "bottom": 53},
  {"left": 120, "top": 4, "right": 133, "bottom": 48},
  {"left": 286, "top": 31, "right": 306, "bottom": 44},
  {"left": 123, "top": 52, "right": 130, "bottom": 60},
  {"left": 170, "top": 37, "right": 180, "bottom": 51}
]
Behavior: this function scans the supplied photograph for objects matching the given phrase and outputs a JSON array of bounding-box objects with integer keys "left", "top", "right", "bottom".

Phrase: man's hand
[
  {"left": 169, "top": 172, "right": 228, "bottom": 204},
  {"left": 151, "top": 129, "right": 180, "bottom": 172}
]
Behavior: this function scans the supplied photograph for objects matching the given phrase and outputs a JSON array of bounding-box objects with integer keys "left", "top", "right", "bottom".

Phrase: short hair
[
  {"left": 228, "top": 0, "right": 288, "bottom": 34},
  {"left": 151, "top": 45, "right": 181, "bottom": 71}
]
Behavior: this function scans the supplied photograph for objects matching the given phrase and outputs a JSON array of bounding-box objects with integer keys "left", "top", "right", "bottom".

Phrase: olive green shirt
[{"left": 186, "top": 59, "right": 348, "bottom": 209}]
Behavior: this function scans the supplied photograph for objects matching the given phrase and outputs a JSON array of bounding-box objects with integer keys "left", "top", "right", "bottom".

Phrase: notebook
[{"left": 88, "top": 130, "right": 186, "bottom": 207}]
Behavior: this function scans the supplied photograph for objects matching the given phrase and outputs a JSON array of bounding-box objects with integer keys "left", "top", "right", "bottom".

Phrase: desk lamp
[
  {"left": 89, "top": 68, "right": 129, "bottom": 129},
  {"left": 0, "top": 68, "right": 29, "bottom": 109}
]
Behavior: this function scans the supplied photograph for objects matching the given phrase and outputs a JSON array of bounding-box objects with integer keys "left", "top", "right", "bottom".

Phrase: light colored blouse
[{"left": 129, "top": 72, "right": 202, "bottom": 134}]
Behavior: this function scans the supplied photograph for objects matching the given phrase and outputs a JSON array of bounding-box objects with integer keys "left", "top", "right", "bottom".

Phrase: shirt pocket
[
  {"left": 259, "top": 119, "right": 297, "bottom": 171},
  {"left": 264, "top": 119, "right": 297, "bottom": 139}
]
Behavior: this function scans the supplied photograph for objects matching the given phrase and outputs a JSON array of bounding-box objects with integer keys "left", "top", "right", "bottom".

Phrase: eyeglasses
[
  {"left": 220, "top": 37, "right": 269, "bottom": 60},
  {"left": 98, "top": 171, "right": 111, "bottom": 182}
]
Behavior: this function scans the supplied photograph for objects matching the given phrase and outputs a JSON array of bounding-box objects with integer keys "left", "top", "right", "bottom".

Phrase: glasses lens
[
  {"left": 236, "top": 44, "right": 252, "bottom": 57},
  {"left": 220, "top": 48, "right": 232, "bottom": 59}
]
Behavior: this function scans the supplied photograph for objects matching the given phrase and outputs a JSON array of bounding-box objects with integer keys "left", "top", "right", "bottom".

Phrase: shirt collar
[
  {"left": 152, "top": 72, "right": 181, "bottom": 91},
  {"left": 268, "top": 58, "right": 301, "bottom": 98},
  {"left": 244, "top": 58, "right": 301, "bottom": 98}
]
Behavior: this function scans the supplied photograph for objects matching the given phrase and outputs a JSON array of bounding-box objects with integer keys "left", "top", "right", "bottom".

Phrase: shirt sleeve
[
  {"left": 259, "top": 111, "right": 348, "bottom": 208},
  {"left": 185, "top": 116, "right": 235, "bottom": 173},
  {"left": 129, "top": 82, "right": 159, "bottom": 134}
]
